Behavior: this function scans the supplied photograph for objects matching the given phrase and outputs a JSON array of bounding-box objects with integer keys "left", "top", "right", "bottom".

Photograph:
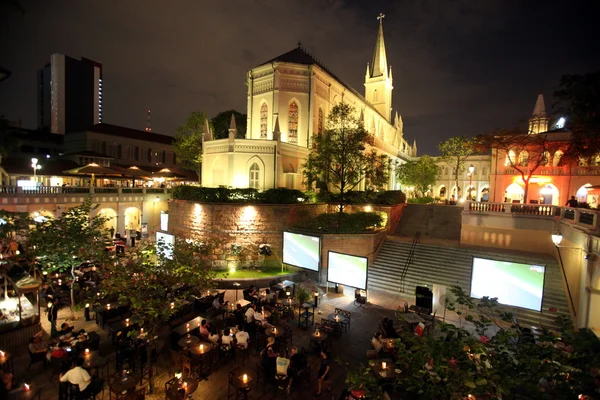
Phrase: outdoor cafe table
[
  {"left": 274, "top": 280, "right": 295, "bottom": 290},
  {"left": 232, "top": 372, "right": 254, "bottom": 400},
  {"left": 236, "top": 299, "right": 251, "bottom": 308},
  {"left": 108, "top": 320, "right": 138, "bottom": 344},
  {"left": 109, "top": 373, "right": 140, "bottom": 398},
  {"left": 369, "top": 358, "right": 401, "bottom": 381},
  {"left": 265, "top": 326, "right": 285, "bottom": 339},
  {"left": 8, "top": 383, "right": 48, "bottom": 399},
  {"left": 327, "top": 313, "right": 346, "bottom": 335},
  {"left": 80, "top": 350, "right": 109, "bottom": 378},
  {"left": 178, "top": 334, "right": 201, "bottom": 349},
  {"left": 310, "top": 330, "right": 328, "bottom": 352},
  {"left": 399, "top": 312, "right": 425, "bottom": 327},
  {"left": 173, "top": 317, "right": 203, "bottom": 336},
  {"left": 166, "top": 377, "right": 198, "bottom": 399},
  {"left": 187, "top": 343, "right": 214, "bottom": 379},
  {"left": 0, "top": 349, "right": 14, "bottom": 374}
]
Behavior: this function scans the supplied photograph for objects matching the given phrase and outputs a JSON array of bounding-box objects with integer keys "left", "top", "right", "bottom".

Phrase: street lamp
[
  {"left": 468, "top": 164, "right": 475, "bottom": 201},
  {"left": 31, "top": 158, "right": 41, "bottom": 181}
]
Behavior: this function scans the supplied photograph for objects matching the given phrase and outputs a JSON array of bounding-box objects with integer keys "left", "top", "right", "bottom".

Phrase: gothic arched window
[
  {"left": 260, "top": 103, "right": 268, "bottom": 139},
  {"left": 288, "top": 101, "right": 299, "bottom": 144},
  {"left": 318, "top": 108, "right": 324, "bottom": 135},
  {"left": 249, "top": 163, "right": 260, "bottom": 189}
]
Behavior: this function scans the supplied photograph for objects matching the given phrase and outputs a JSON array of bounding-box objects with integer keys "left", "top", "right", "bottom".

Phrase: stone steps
[{"left": 368, "top": 240, "right": 570, "bottom": 330}]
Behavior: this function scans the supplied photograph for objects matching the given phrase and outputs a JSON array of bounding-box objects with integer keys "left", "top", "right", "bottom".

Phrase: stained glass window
[
  {"left": 288, "top": 101, "right": 298, "bottom": 144},
  {"left": 318, "top": 108, "right": 323, "bottom": 134},
  {"left": 260, "top": 103, "right": 268, "bottom": 139}
]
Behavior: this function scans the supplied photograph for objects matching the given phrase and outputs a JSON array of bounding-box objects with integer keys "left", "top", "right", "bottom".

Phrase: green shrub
[
  {"left": 259, "top": 188, "right": 307, "bottom": 204},
  {"left": 172, "top": 186, "right": 258, "bottom": 203},
  {"left": 292, "top": 211, "right": 384, "bottom": 234},
  {"left": 373, "top": 190, "right": 406, "bottom": 205},
  {"left": 407, "top": 196, "right": 435, "bottom": 204}
]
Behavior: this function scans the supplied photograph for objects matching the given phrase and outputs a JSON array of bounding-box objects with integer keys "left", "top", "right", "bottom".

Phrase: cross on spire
[
  {"left": 377, "top": 13, "right": 385, "bottom": 22},
  {"left": 297, "top": 41, "right": 302, "bottom": 48}
]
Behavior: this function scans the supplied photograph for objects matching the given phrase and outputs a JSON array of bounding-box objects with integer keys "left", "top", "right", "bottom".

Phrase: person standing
[
  {"left": 566, "top": 196, "right": 579, "bottom": 208},
  {"left": 315, "top": 350, "right": 332, "bottom": 396},
  {"left": 48, "top": 298, "right": 59, "bottom": 337}
]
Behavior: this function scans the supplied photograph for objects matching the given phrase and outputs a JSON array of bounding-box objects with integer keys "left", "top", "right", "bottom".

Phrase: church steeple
[
  {"left": 228, "top": 113, "right": 238, "bottom": 139},
  {"left": 528, "top": 93, "right": 549, "bottom": 134},
  {"left": 364, "top": 13, "right": 394, "bottom": 122},
  {"left": 370, "top": 14, "right": 388, "bottom": 78}
]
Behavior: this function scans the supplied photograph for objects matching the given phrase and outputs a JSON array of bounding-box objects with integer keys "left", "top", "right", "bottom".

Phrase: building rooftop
[{"left": 75, "top": 123, "right": 175, "bottom": 145}]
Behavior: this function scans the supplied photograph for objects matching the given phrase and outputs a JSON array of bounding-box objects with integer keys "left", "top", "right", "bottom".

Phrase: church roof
[
  {"left": 259, "top": 46, "right": 390, "bottom": 123},
  {"left": 370, "top": 18, "right": 388, "bottom": 78},
  {"left": 532, "top": 93, "right": 547, "bottom": 117}
]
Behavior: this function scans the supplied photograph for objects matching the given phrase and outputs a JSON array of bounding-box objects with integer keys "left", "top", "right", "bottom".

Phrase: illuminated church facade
[{"left": 201, "top": 17, "right": 416, "bottom": 191}]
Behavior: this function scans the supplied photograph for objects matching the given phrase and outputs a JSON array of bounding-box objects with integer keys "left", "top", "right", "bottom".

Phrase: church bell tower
[{"left": 364, "top": 13, "right": 393, "bottom": 122}]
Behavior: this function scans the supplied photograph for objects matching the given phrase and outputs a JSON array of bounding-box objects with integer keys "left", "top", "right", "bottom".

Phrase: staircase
[
  {"left": 395, "top": 204, "right": 462, "bottom": 239},
  {"left": 368, "top": 240, "right": 570, "bottom": 330}
]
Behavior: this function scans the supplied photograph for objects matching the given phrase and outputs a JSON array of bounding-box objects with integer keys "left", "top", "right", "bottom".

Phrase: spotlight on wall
[{"left": 259, "top": 243, "right": 272, "bottom": 256}]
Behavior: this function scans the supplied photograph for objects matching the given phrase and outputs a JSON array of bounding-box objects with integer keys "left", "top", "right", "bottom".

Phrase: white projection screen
[
  {"left": 156, "top": 232, "right": 175, "bottom": 260},
  {"left": 470, "top": 257, "right": 546, "bottom": 311},
  {"left": 282, "top": 232, "right": 321, "bottom": 271},
  {"left": 327, "top": 251, "right": 368, "bottom": 290}
]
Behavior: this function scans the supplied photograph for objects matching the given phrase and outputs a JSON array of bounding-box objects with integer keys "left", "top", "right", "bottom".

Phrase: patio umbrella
[
  {"left": 63, "top": 163, "right": 122, "bottom": 186},
  {"left": 152, "top": 168, "right": 186, "bottom": 179},
  {"left": 118, "top": 166, "right": 152, "bottom": 186}
]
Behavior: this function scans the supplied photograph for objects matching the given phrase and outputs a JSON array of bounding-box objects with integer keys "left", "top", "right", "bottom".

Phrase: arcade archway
[
  {"left": 98, "top": 208, "right": 117, "bottom": 235},
  {"left": 124, "top": 207, "right": 141, "bottom": 231},
  {"left": 505, "top": 183, "right": 524, "bottom": 203}
]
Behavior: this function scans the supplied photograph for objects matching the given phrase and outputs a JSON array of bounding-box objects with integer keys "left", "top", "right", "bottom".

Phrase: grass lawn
[{"left": 214, "top": 267, "right": 292, "bottom": 279}]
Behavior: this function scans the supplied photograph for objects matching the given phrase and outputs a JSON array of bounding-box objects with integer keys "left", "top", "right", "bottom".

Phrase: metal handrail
[{"left": 400, "top": 231, "right": 420, "bottom": 292}]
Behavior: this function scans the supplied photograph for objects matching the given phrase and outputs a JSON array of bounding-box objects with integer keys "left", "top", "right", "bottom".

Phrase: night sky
[{"left": 1, "top": 0, "right": 598, "bottom": 155}]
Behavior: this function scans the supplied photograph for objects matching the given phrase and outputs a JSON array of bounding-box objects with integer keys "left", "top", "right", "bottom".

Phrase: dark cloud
[{"left": 0, "top": 0, "right": 598, "bottom": 154}]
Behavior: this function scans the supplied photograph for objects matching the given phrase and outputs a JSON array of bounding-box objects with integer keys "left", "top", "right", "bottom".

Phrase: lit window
[
  {"left": 260, "top": 103, "right": 268, "bottom": 139},
  {"left": 288, "top": 101, "right": 298, "bottom": 144},
  {"left": 518, "top": 151, "right": 529, "bottom": 166},
  {"left": 249, "top": 163, "right": 260, "bottom": 189}
]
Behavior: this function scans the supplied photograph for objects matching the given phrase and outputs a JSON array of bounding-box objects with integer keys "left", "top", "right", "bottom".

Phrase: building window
[
  {"left": 373, "top": 89, "right": 378, "bottom": 102},
  {"left": 518, "top": 151, "right": 529, "bottom": 166},
  {"left": 147, "top": 149, "right": 152, "bottom": 162},
  {"left": 260, "top": 103, "right": 268, "bottom": 139},
  {"left": 249, "top": 162, "right": 260, "bottom": 189},
  {"left": 318, "top": 108, "right": 324, "bottom": 135},
  {"left": 553, "top": 151, "right": 563, "bottom": 166},
  {"left": 134, "top": 147, "right": 140, "bottom": 162},
  {"left": 288, "top": 101, "right": 298, "bottom": 144},
  {"left": 506, "top": 150, "right": 516, "bottom": 166}
]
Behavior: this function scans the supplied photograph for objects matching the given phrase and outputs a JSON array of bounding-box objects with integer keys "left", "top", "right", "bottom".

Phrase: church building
[{"left": 201, "top": 17, "right": 416, "bottom": 191}]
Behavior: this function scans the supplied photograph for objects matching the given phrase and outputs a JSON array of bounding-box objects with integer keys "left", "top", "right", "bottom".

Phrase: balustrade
[
  {"left": 465, "top": 200, "right": 600, "bottom": 232},
  {"left": 0, "top": 186, "right": 170, "bottom": 196}
]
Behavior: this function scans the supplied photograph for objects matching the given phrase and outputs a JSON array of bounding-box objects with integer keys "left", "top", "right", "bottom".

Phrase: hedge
[
  {"left": 318, "top": 190, "right": 406, "bottom": 205},
  {"left": 172, "top": 186, "right": 307, "bottom": 204},
  {"left": 292, "top": 211, "right": 384, "bottom": 234}
]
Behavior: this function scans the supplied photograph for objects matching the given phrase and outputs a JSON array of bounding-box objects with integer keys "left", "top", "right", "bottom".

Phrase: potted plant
[{"left": 296, "top": 286, "right": 311, "bottom": 306}]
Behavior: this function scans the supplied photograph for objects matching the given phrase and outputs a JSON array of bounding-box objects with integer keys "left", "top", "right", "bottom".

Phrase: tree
[
  {"left": 0, "top": 118, "right": 21, "bottom": 163},
  {"left": 211, "top": 109, "right": 247, "bottom": 139},
  {"left": 29, "top": 198, "right": 110, "bottom": 318},
  {"left": 379, "top": 285, "right": 600, "bottom": 399},
  {"left": 0, "top": 209, "right": 30, "bottom": 241},
  {"left": 478, "top": 129, "right": 554, "bottom": 203},
  {"left": 395, "top": 156, "right": 440, "bottom": 197},
  {"left": 97, "top": 237, "right": 215, "bottom": 393},
  {"left": 173, "top": 111, "right": 207, "bottom": 182},
  {"left": 438, "top": 137, "right": 477, "bottom": 200},
  {"left": 554, "top": 72, "right": 600, "bottom": 159},
  {"left": 302, "top": 103, "right": 390, "bottom": 216}
]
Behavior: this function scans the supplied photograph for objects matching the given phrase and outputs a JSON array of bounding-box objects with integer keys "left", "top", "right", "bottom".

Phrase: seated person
[
  {"left": 199, "top": 320, "right": 210, "bottom": 338},
  {"left": 233, "top": 304, "right": 245, "bottom": 327},
  {"left": 0, "top": 309, "right": 6, "bottom": 321},
  {"left": 371, "top": 332, "right": 383, "bottom": 353},
  {"left": 264, "top": 289, "right": 277, "bottom": 306},
  {"left": 235, "top": 325, "right": 249, "bottom": 349},
  {"left": 60, "top": 357, "right": 104, "bottom": 396},
  {"left": 248, "top": 285, "right": 259, "bottom": 303},
  {"left": 29, "top": 330, "right": 48, "bottom": 354},
  {"left": 51, "top": 343, "right": 71, "bottom": 359},
  {"left": 59, "top": 322, "right": 74, "bottom": 335},
  {"left": 220, "top": 328, "right": 233, "bottom": 349},
  {"left": 212, "top": 295, "right": 228, "bottom": 312},
  {"left": 207, "top": 327, "right": 219, "bottom": 344},
  {"left": 385, "top": 320, "right": 399, "bottom": 339},
  {"left": 244, "top": 304, "right": 256, "bottom": 324},
  {"left": 253, "top": 306, "right": 274, "bottom": 331}
]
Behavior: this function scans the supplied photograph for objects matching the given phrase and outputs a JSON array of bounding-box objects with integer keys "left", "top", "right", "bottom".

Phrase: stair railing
[{"left": 400, "top": 231, "right": 420, "bottom": 293}]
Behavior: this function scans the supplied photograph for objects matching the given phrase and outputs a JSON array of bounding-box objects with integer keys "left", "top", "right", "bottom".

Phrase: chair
[
  {"left": 116, "top": 348, "right": 136, "bottom": 373},
  {"left": 123, "top": 388, "right": 145, "bottom": 400},
  {"left": 164, "top": 378, "right": 179, "bottom": 399},
  {"left": 354, "top": 289, "right": 367, "bottom": 307},
  {"left": 235, "top": 343, "right": 250, "bottom": 366},
  {"left": 283, "top": 325, "right": 293, "bottom": 352},
  {"left": 334, "top": 308, "right": 351, "bottom": 332},
  {"left": 227, "top": 367, "right": 246, "bottom": 400},
  {"left": 219, "top": 342, "right": 234, "bottom": 364},
  {"left": 181, "top": 353, "right": 192, "bottom": 378},
  {"left": 28, "top": 349, "right": 48, "bottom": 370}
]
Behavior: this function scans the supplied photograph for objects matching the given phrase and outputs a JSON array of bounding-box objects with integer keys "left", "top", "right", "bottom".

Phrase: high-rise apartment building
[{"left": 38, "top": 54, "right": 102, "bottom": 134}]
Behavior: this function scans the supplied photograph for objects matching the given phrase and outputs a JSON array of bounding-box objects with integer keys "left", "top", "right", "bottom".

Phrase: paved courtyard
[{"left": 6, "top": 285, "right": 425, "bottom": 399}]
